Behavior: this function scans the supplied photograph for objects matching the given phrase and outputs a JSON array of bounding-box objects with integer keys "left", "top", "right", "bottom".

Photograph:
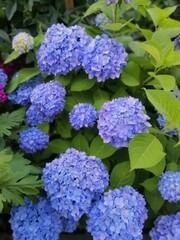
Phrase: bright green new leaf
[
  {"left": 4, "top": 51, "right": 20, "bottom": 64},
  {"left": 148, "top": 73, "right": 175, "bottom": 91},
  {"left": 159, "top": 18, "right": 180, "bottom": 38},
  {"left": 121, "top": 61, "right": 140, "bottom": 87},
  {"left": 83, "top": 1, "right": 107, "bottom": 18},
  {"left": 141, "top": 177, "right": 159, "bottom": 192},
  {"left": 129, "top": 133, "right": 166, "bottom": 170},
  {"left": 34, "top": 31, "right": 44, "bottom": 47},
  {"left": 145, "top": 158, "right": 165, "bottom": 176}
]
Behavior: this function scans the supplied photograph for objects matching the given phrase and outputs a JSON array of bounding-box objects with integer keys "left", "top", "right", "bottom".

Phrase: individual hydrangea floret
[
  {"left": 0, "top": 69, "right": 8, "bottom": 88},
  {"left": 12, "top": 32, "right": 34, "bottom": 54},
  {"left": 42, "top": 148, "right": 109, "bottom": 221},
  {"left": 106, "top": 0, "right": 118, "bottom": 5},
  {"left": 87, "top": 186, "right": 148, "bottom": 240},
  {"left": 9, "top": 198, "right": 63, "bottom": 240},
  {"left": 97, "top": 97, "right": 151, "bottom": 148},
  {"left": 19, "top": 127, "right": 49, "bottom": 153},
  {"left": 149, "top": 212, "right": 180, "bottom": 240},
  {"left": 175, "top": 35, "right": 180, "bottom": 50},
  {"left": 82, "top": 34, "right": 127, "bottom": 82},
  {"left": 95, "top": 13, "right": 109, "bottom": 30},
  {"left": 158, "top": 171, "right": 180, "bottom": 202},
  {"left": 69, "top": 103, "right": 98, "bottom": 130},
  {"left": 8, "top": 74, "right": 44, "bottom": 106},
  {"left": 37, "top": 24, "right": 92, "bottom": 76},
  {"left": 0, "top": 84, "right": 7, "bottom": 102}
]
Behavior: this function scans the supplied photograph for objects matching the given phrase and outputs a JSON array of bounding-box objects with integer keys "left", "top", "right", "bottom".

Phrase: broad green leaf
[
  {"left": 4, "top": 51, "right": 20, "bottom": 64},
  {"left": 145, "top": 90, "right": 180, "bottom": 128},
  {"left": 166, "top": 138, "right": 180, "bottom": 163},
  {"left": 102, "top": 19, "right": 133, "bottom": 31},
  {"left": 55, "top": 73, "right": 72, "bottom": 87},
  {"left": 83, "top": 1, "right": 107, "bottom": 18},
  {"left": 145, "top": 159, "right": 165, "bottom": 176},
  {"left": 112, "top": 86, "right": 129, "bottom": 99},
  {"left": 129, "top": 133, "right": 166, "bottom": 170},
  {"left": 70, "top": 77, "right": 95, "bottom": 92},
  {"left": 145, "top": 190, "right": 164, "bottom": 213},
  {"left": 47, "top": 139, "right": 70, "bottom": 154},
  {"left": 89, "top": 136, "right": 117, "bottom": 159},
  {"left": 141, "top": 177, "right": 159, "bottom": 192},
  {"left": 6, "top": 68, "right": 41, "bottom": 93},
  {"left": 0, "top": 29, "right": 10, "bottom": 42},
  {"left": 110, "top": 162, "right": 135, "bottom": 189},
  {"left": 121, "top": 61, "right": 140, "bottom": 87},
  {"left": 56, "top": 114, "right": 72, "bottom": 139},
  {"left": 159, "top": 18, "right": 180, "bottom": 38},
  {"left": 93, "top": 89, "right": 109, "bottom": 110},
  {"left": 166, "top": 162, "right": 179, "bottom": 172},
  {"left": 165, "top": 51, "right": 180, "bottom": 67},
  {"left": 37, "top": 122, "right": 49, "bottom": 134},
  {"left": 148, "top": 73, "right": 175, "bottom": 91},
  {"left": 6, "top": 1, "right": 17, "bottom": 20},
  {"left": 139, "top": 28, "right": 153, "bottom": 40},
  {"left": 71, "top": 133, "right": 89, "bottom": 152}
]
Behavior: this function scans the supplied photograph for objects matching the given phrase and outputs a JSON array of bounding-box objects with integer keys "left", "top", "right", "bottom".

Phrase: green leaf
[
  {"left": 34, "top": 31, "right": 44, "bottom": 48},
  {"left": 159, "top": 18, "right": 180, "bottom": 38},
  {"left": 166, "top": 138, "right": 180, "bottom": 163},
  {"left": 110, "top": 162, "right": 135, "bottom": 189},
  {"left": 93, "top": 89, "right": 109, "bottom": 110},
  {"left": 6, "top": 68, "right": 41, "bottom": 93},
  {"left": 89, "top": 136, "right": 117, "bottom": 159},
  {"left": 145, "top": 90, "right": 180, "bottom": 128},
  {"left": 70, "top": 77, "right": 96, "bottom": 92},
  {"left": 56, "top": 114, "right": 72, "bottom": 139},
  {"left": 4, "top": 51, "right": 20, "bottom": 64},
  {"left": 37, "top": 122, "right": 49, "bottom": 134},
  {"left": 145, "top": 158, "right": 165, "bottom": 176},
  {"left": 83, "top": 1, "right": 107, "bottom": 18},
  {"left": 6, "top": 1, "right": 17, "bottom": 20},
  {"left": 141, "top": 177, "right": 159, "bottom": 192},
  {"left": 47, "top": 139, "right": 70, "bottom": 154},
  {"left": 55, "top": 73, "right": 72, "bottom": 87},
  {"left": 166, "top": 162, "right": 179, "bottom": 172},
  {"left": 148, "top": 73, "right": 175, "bottom": 91},
  {"left": 145, "top": 190, "right": 164, "bottom": 213},
  {"left": 0, "top": 108, "right": 26, "bottom": 137},
  {"left": 121, "top": 61, "right": 140, "bottom": 87},
  {"left": 71, "top": 133, "right": 89, "bottom": 152},
  {"left": 129, "top": 133, "right": 166, "bottom": 170},
  {"left": 0, "top": 29, "right": 10, "bottom": 42}
]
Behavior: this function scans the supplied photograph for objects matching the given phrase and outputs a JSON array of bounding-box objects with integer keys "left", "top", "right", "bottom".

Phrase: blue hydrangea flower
[
  {"left": 0, "top": 69, "right": 8, "bottom": 88},
  {"left": 106, "top": 0, "right": 118, "bottom": 4},
  {"left": 87, "top": 186, "right": 148, "bottom": 240},
  {"left": 175, "top": 35, "right": 180, "bottom": 50},
  {"left": 37, "top": 24, "right": 92, "bottom": 76},
  {"left": 95, "top": 13, "right": 110, "bottom": 30},
  {"left": 42, "top": 148, "right": 109, "bottom": 221},
  {"left": 8, "top": 74, "right": 44, "bottom": 106},
  {"left": 149, "top": 212, "right": 180, "bottom": 240},
  {"left": 12, "top": 32, "right": 34, "bottom": 54},
  {"left": 82, "top": 34, "right": 127, "bottom": 82},
  {"left": 97, "top": 97, "right": 151, "bottom": 148},
  {"left": 158, "top": 171, "right": 180, "bottom": 202},
  {"left": 69, "top": 103, "right": 98, "bottom": 130},
  {"left": 19, "top": 127, "right": 49, "bottom": 153},
  {"left": 9, "top": 198, "right": 63, "bottom": 240},
  {"left": 61, "top": 217, "right": 78, "bottom": 233}
]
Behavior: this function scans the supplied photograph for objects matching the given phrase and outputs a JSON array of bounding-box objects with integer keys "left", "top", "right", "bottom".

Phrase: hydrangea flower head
[
  {"left": 82, "top": 34, "right": 127, "bottom": 82},
  {"left": 95, "top": 13, "right": 109, "bottom": 30},
  {"left": 37, "top": 24, "right": 92, "bottom": 76},
  {"left": 0, "top": 69, "right": 8, "bottom": 88},
  {"left": 42, "top": 148, "right": 109, "bottom": 221},
  {"left": 69, "top": 103, "right": 98, "bottom": 130},
  {"left": 8, "top": 74, "right": 44, "bottom": 106},
  {"left": 106, "top": 0, "right": 118, "bottom": 4},
  {"left": 12, "top": 32, "right": 34, "bottom": 54},
  {"left": 97, "top": 97, "right": 151, "bottom": 147},
  {"left": 9, "top": 198, "right": 63, "bottom": 240},
  {"left": 175, "top": 35, "right": 180, "bottom": 50},
  {"left": 158, "top": 171, "right": 180, "bottom": 202},
  {"left": 19, "top": 127, "right": 49, "bottom": 153},
  {"left": 0, "top": 84, "right": 7, "bottom": 102},
  {"left": 87, "top": 186, "right": 148, "bottom": 240},
  {"left": 149, "top": 212, "right": 180, "bottom": 240}
]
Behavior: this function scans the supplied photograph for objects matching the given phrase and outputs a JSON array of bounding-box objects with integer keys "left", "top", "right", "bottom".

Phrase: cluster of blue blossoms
[
  {"left": 158, "top": 171, "right": 180, "bottom": 202},
  {"left": 8, "top": 74, "right": 44, "bottom": 106},
  {"left": 42, "top": 148, "right": 109, "bottom": 221},
  {"left": 97, "top": 97, "right": 151, "bottom": 147},
  {"left": 106, "top": 0, "right": 131, "bottom": 4},
  {"left": 149, "top": 212, "right": 180, "bottom": 239},
  {"left": 9, "top": 197, "right": 77, "bottom": 240},
  {"left": 95, "top": 13, "right": 109, "bottom": 30},
  {"left": 26, "top": 81, "right": 66, "bottom": 126},
  {"left": 87, "top": 186, "right": 147, "bottom": 240},
  {"left": 175, "top": 35, "right": 180, "bottom": 50},
  {"left": 69, "top": 103, "right": 98, "bottom": 130},
  {"left": 0, "top": 68, "right": 8, "bottom": 87},
  {"left": 19, "top": 127, "right": 49, "bottom": 153}
]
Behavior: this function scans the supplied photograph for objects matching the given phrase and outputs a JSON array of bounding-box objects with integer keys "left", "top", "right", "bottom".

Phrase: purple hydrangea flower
[
  {"left": 19, "top": 127, "right": 49, "bottom": 153},
  {"left": 42, "top": 148, "right": 109, "bottom": 221},
  {"left": 97, "top": 97, "right": 151, "bottom": 148},
  {"left": 0, "top": 84, "right": 7, "bottom": 102},
  {"left": 12, "top": 32, "right": 34, "bottom": 54},
  {"left": 158, "top": 171, "right": 180, "bottom": 202},
  {"left": 82, "top": 34, "right": 127, "bottom": 82},
  {"left": 149, "top": 212, "right": 180, "bottom": 240},
  {"left": 37, "top": 24, "right": 91, "bottom": 76},
  {"left": 69, "top": 103, "right": 98, "bottom": 130},
  {"left": 175, "top": 35, "right": 180, "bottom": 50},
  {"left": 8, "top": 74, "right": 44, "bottom": 106},
  {"left": 87, "top": 186, "right": 148, "bottom": 240},
  {"left": 9, "top": 198, "right": 63, "bottom": 240},
  {"left": 0, "top": 69, "right": 8, "bottom": 88},
  {"left": 106, "top": 0, "right": 118, "bottom": 5},
  {"left": 95, "top": 13, "right": 109, "bottom": 30}
]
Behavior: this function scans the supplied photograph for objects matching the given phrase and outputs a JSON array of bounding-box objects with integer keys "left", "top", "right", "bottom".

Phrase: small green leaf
[
  {"left": 56, "top": 114, "right": 72, "bottom": 139},
  {"left": 166, "top": 162, "right": 179, "bottom": 172},
  {"left": 121, "top": 61, "right": 140, "bottom": 86},
  {"left": 129, "top": 133, "right": 166, "bottom": 170},
  {"left": 71, "top": 133, "right": 89, "bottom": 152},
  {"left": 70, "top": 77, "right": 95, "bottom": 92},
  {"left": 34, "top": 31, "right": 44, "bottom": 48},
  {"left": 145, "top": 190, "right": 164, "bottom": 213},
  {"left": 37, "top": 122, "right": 49, "bottom": 134},
  {"left": 47, "top": 139, "right": 70, "bottom": 154},
  {"left": 0, "top": 29, "right": 10, "bottom": 42},
  {"left": 93, "top": 89, "right": 109, "bottom": 110},
  {"left": 141, "top": 177, "right": 159, "bottom": 192},
  {"left": 4, "top": 51, "right": 20, "bottom": 64}
]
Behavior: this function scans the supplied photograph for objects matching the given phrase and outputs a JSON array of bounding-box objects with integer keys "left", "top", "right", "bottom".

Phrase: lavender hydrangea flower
[
  {"left": 82, "top": 34, "right": 127, "bottom": 82},
  {"left": 158, "top": 171, "right": 180, "bottom": 202},
  {"left": 37, "top": 24, "right": 92, "bottom": 76},
  {"left": 69, "top": 103, "right": 98, "bottom": 130},
  {"left": 8, "top": 74, "right": 44, "bottom": 106},
  {"left": 87, "top": 186, "right": 148, "bottom": 240},
  {"left": 175, "top": 35, "right": 180, "bottom": 50},
  {"left": 0, "top": 69, "right": 8, "bottom": 88},
  {"left": 106, "top": 0, "right": 118, "bottom": 4},
  {"left": 12, "top": 32, "right": 34, "bottom": 54},
  {"left": 149, "top": 212, "right": 180, "bottom": 240},
  {"left": 42, "top": 148, "right": 109, "bottom": 221},
  {"left": 9, "top": 198, "right": 63, "bottom": 240},
  {"left": 95, "top": 13, "right": 109, "bottom": 30},
  {"left": 19, "top": 127, "right": 49, "bottom": 153},
  {"left": 97, "top": 97, "right": 151, "bottom": 148}
]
